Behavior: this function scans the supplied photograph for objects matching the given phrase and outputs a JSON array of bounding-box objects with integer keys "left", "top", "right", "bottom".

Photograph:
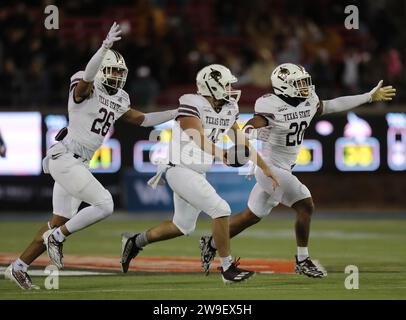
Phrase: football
[{"left": 224, "top": 144, "right": 250, "bottom": 167}]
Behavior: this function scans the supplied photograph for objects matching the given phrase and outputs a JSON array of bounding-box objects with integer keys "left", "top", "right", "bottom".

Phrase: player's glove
[
  {"left": 102, "top": 22, "right": 122, "bottom": 50},
  {"left": 369, "top": 80, "right": 397, "bottom": 102},
  {"left": 244, "top": 126, "right": 272, "bottom": 142}
]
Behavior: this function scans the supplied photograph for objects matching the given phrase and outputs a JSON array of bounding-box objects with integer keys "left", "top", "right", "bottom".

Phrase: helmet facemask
[
  {"left": 290, "top": 75, "right": 314, "bottom": 98},
  {"left": 223, "top": 82, "right": 241, "bottom": 103},
  {"left": 102, "top": 66, "right": 128, "bottom": 91},
  {"left": 96, "top": 50, "right": 129, "bottom": 94}
]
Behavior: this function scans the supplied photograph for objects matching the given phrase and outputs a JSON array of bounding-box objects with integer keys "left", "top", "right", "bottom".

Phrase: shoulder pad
[
  {"left": 179, "top": 94, "right": 207, "bottom": 107},
  {"left": 69, "top": 71, "right": 85, "bottom": 93},
  {"left": 118, "top": 89, "right": 131, "bottom": 106},
  {"left": 178, "top": 94, "right": 206, "bottom": 119},
  {"left": 70, "top": 71, "right": 84, "bottom": 84},
  {"left": 255, "top": 94, "right": 279, "bottom": 114}
]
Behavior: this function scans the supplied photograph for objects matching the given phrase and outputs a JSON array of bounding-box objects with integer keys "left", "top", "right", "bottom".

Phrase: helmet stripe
[
  {"left": 110, "top": 49, "right": 120, "bottom": 61},
  {"left": 204, "top": 81, "right": 216, "bottom": 100}
]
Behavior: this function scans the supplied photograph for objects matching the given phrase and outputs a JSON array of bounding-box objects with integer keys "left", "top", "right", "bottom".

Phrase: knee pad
[
  {"left": 209, "top": 199, "right": 231, "bottom": 219},
  {"left": 95, "top": 191, "right": 114, "bottom": 218}
]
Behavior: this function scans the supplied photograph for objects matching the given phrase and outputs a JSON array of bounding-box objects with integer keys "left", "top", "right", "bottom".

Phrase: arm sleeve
[
  {"left": 141, "top": 109, "right": 178, "bottom": 127},
  {"left": 322, "top": 93, "right": 372, "bottom": 115},
  {"left": 254, "top": 97, "right": 275, "bottom": 125},
  {"left": 82, "top": 46, "right": 109, "bottom": 82}
]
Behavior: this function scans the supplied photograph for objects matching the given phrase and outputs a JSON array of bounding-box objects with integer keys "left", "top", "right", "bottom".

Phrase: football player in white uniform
[
  {"left": 120, "top": 64, "right": 279, "bottom": 283},
  {"left": 200, "top": 63, "right": 396, "bottom": 278},
  {"left": 5, "top": 22, "right": 177, "bottom": 290}
]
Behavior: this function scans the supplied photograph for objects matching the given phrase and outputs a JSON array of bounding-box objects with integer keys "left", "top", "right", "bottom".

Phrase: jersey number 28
[
  {"left": 286, "top": 121, "right": 308, "bottom": 146},
  {"left": 91, "top": 107, "right": 115, "bottom": 137}
]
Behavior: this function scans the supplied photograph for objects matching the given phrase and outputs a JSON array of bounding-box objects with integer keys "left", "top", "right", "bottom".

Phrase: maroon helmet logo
[
  {"left": 277, "top": 67, "right": 290, "bottom": 81},
  {"left": 209, "top": 69, "right": 222, "bottom": 81}
]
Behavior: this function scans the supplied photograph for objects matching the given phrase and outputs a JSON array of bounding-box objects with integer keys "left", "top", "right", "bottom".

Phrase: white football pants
[{"left": 165, "top": 166, "right": 231, "bottom": 235}]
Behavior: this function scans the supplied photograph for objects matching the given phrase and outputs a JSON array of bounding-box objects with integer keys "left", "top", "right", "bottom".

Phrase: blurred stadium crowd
[{"left": 0, "top": 0, "right": 404, "bottom": 109}]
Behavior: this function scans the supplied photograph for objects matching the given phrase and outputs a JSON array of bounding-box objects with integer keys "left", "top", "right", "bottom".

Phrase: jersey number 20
[
  {"left": 286, "top": 121, "right": 308, "bottom": 146},
  {"left": 91, "top": 107, "right": 115, "bottom": 137}
]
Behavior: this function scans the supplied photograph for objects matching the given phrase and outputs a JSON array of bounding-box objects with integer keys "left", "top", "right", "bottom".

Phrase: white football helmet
[
  {"left": 96, "top": 49, "right": 128, "bottom": 91},
  {"left": 196, "top": 64, "right": 241, "bottom": 102},
  {"left": 271, "top": 63, "right": 314, "bottom": 98}
]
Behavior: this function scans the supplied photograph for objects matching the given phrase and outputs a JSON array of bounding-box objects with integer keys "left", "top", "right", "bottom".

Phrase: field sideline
[{"left": 0, "top": 216, "right": 406, "bottom": 300}]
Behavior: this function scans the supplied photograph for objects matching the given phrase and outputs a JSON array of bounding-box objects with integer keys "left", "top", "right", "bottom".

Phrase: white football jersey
[
  {"left": 63, "top": 71, "right": 130, "bottom": 160},
  {"left": 169, "top": 94, "right": 239, "bottom": 173},
  {"left": 255, "top": 92, "right": 320, "bottom": 170}
]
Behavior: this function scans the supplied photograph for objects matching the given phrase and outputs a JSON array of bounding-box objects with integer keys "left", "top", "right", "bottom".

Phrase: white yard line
[{"left": 0, "top": 267, "right": 116, "bottom": 277}]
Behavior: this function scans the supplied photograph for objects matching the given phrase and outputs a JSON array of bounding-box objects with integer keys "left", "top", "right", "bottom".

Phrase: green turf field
[{"left": 1, "top": 217, "right": 406, "bottom": 300}]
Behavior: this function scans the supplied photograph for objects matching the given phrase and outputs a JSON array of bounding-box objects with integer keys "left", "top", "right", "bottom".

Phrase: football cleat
[
  {"left": 220, "top": 258, "right": 255, "bottom": 284},
  {"left": 4, "top": 264, "right": 39, "bottom": 290},
  {"left": 199, "top": 236, "right": 217, "bottom": 275},
  {"left": 120, "top": 232, "right": 142, "bottom": 273},
  {"left": 295, "top": 255, "right": 327, "bottom": 278},
  {"left": 42, "top": 229, "right": 64, "bottom": 269}
]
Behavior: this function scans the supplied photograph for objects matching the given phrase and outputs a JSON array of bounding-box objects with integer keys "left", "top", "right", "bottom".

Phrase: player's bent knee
[
  {"left": 172, "top": 220, "right": 195, "bottom": 236},
  {"left": 246, "top": 210, "right": 262, "bottom": 224},
  {"left": 294, "top": 198, "right": 314, "bottom": 216},
  {"left": 303, "top": 200, "right": 315, "bottom": 215},
  {"left": 95, "top": 192, "right": 114, "bottom": 218},
  {"left": 209, "top": 199, "right": 231, "bottom": 219}
]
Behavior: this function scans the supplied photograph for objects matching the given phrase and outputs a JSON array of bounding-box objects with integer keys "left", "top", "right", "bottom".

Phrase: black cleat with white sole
[
  {"left": 121, "top": 232, "right": 142, "bottom": 273},
  {"left": 295, "top": 255, "right": 326, "bottom": 278},
  {"left": 220, "top": 258, "right": 255, "bottom": 284}
]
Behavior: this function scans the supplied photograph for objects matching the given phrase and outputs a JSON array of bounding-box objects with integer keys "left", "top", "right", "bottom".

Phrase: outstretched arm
[
  {"left": 121, "top": 108, "right": 178, "bottom": 126},
  {"left": 74, "top": 22, "right": 122, "bottom": 103},
  {"left": 319, "top": 80, "right": 396, "bottom": 116}
]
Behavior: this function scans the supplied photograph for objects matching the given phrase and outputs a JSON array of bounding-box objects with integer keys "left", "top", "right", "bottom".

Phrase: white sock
[
  {"left": 210, "top": 237, "right": 217, "bottom": 249},
  {"left": 219, "top": 256, "right": 233, "bottom": 271},
  {"left": 13, "top": 258, "right": 29, "bottom": 272},
  {"left": 297, "top": 247, "right": 309, "bottom": 262},
  {"left": 53, "top": 227, "right": 66, "bottom": 242},
  {"left": 65, "top": 205, "right": 109, "bottom": 234}
]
